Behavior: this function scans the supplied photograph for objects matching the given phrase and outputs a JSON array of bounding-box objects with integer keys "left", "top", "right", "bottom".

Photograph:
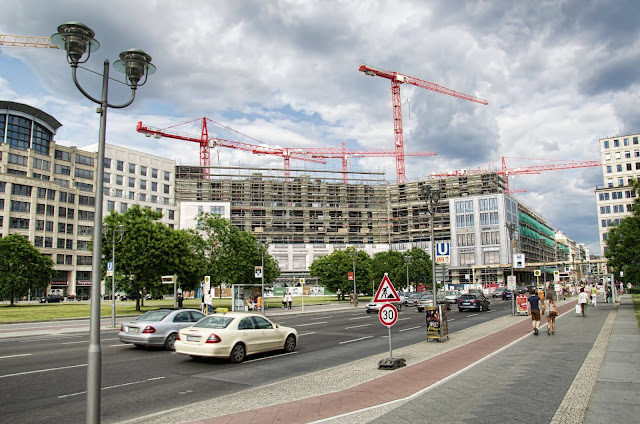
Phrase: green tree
[
  {"left": 309, "top": 248, "right": 372, "bottom": 295},
  {"left": 194, "top": 213, "right": 279, "bottom": 294},
  {"left": 606, "top": 179, "right": 640, "bottom": 285},
  {"left": 0, "top": 234, "right": 54, "bottom": 305},
  {"left": 370, "top": 248, "right": 433, "bottom": 292}
]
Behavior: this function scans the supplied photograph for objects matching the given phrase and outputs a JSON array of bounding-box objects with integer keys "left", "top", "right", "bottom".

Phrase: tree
[
  {"left": 370, "top": 248, "right": 433, "bottom": 292},
  {"left": 606, "top": 179, "right": 640, "bottom": 285},
  {"left": 0, "top": 234, "right": 54, "bottom": 305},
  {"left": 309, "top": 248, "right": 372, "bottom": 295}
]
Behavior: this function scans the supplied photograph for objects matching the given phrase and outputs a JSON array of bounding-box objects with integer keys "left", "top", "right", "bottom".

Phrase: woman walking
[
  {"left": 578, "top": 287, "right": 589, "bottom": 317},
  {"left": 544, "top": 292, "right": 558, "bottom": 335}
]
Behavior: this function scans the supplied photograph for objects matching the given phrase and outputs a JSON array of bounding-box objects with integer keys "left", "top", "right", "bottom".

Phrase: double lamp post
[
  {"left": 420, "top": 184, "right": 440, "bottom": 308},
  {"left": 51, "top": 22, "right": 155, "bottom": 423}
]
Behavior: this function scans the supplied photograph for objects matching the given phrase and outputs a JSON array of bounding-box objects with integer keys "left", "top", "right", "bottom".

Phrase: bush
[{"left": 629, "top": 286, "right": 640, "bottom": 294}]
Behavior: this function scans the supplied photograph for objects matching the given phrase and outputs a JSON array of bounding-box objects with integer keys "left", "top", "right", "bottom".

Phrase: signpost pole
[{"left": 388, "top": 326, "right": 393, "bottom": 359}]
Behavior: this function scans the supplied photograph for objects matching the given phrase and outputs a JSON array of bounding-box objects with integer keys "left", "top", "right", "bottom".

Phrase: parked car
[
  {"left": 416, "top": 293, "right": 450, "bottom": 312},
  {"left": 404, "top": 292, "right": 424, "bottom": 307},
  {"left": 444, "top": 290, "right": 460, "bottom": 305},
  {"left": 493, "top": 287, "right": 512, "bottom": 299},
  {"left": 365, "top": 300, "right": 403, "bottom": 313},
  {"left": 39, "top": 295, "right": 64, "bottom": 303},
  {"left": 457, "top": 293, "right": 491, "bottom": 312},
  {"left": 175, "top": 311, "right": 298, "bottom": 363},
  {"left": 119, "top": 308, "right": 206, "bottom": 350}
]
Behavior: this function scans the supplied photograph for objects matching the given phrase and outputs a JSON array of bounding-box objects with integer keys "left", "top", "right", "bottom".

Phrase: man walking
[
  {"left": 527, "top": 289, "right": 542, "bottom": 335},
  {"left": 590, "top": 285, "right": 598, "bottom": 307}
]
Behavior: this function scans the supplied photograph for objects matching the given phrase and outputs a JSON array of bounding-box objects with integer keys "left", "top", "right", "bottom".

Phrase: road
[{"left": 0, "top": 299, "right": 513, "bottom": 423}]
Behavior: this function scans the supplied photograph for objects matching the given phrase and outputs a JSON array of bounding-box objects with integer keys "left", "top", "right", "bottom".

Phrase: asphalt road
[{"left": 0, "top": 299, "right": 514, "bottom": 423}]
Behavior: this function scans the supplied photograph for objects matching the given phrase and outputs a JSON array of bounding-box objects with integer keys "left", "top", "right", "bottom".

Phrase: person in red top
[{"left": 527, "top": 290, "right": 542, "bottom": 335}]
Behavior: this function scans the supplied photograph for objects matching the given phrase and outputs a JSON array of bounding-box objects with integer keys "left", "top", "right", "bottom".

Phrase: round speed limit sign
[{"left": 378, "top": 303, "right": 398, "bottom": 327}]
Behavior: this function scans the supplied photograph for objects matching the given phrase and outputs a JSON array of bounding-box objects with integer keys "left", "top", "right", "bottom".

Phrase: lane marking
[
  {"left": 448, "top": 319, "right": 456, "bottom": 321},
  {"left": 298, "top": 332, "right": 316, "bottom": 337},
  {"left": 467, "top": 314, "right": 479, "bottom": 317},
  {"left": 58, "top": 376, "right": 166, "bottom": 398},
  {"left": 0, "top": 363, "right": 87, "bottom": 379},
  {"left": 310, "top": 316, "right": 333, "bottom": 320},
  {"left": 398, "top": 326, "right": 421, "bottom": 332},
  {"left": 296, "top": 322, "right": 327, "bottom": 327},
  {"left": 397, "top": 317, "right": 411, "bottom": 321},
  {"left": 349, "top": 316, "right": 370, "bottom": 321},
  {"left": 62, "top": 341, "right": 87, "bottom": 345},
  {"left": 0, "top": 354, "right": 33, "bottom": 359},
  {"left": 339, "top": 336, "right": 373, "bottom": 345},
  {"left": 345, "top": 324, "right": 371, "bottom": 330},
  {"left": 243, "top": 352, "right": 297, "bottom": 363}
]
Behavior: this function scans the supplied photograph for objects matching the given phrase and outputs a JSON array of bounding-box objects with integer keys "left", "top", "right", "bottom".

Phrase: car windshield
[
  {"left": 409, "top": 293, "right": 422, "bottom": 299},
  {"left": 445, "top": 291, "right": 457, "bottom": 295},
  {"left": 136, "top": 310, "right": 172, "bottom": 321},
  {"left": 460, "top": 294, "right": 477, "bottom": 299},
  {"left": 193, "top": 315, "right": 234, "bottom": 329}
]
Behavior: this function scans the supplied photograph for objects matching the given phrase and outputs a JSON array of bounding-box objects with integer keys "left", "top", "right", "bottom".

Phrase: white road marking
[
  {"left": 0, "top": 354, "right": 33, "bottom": 359},
  {"left": 339, "top": 336, "right": 373, "bottom": 345},
  {"left": 398, "top": 326, "right": 421, "bottom": 332},
  {"left": 467, "top": 314, "right": 479, "bottom": 317},
  {"left": 243, "top": 352, "right": 297, "bottom": 363},
  {"left": 296, "top": 322, "right": 327, "bottom": 327},
  {"left": 310, "top": 316, "right": 333, "bottom": 320},
  {"left": 61, "top": 341, "right": 87, "bottom": 345},
  {"left": 298, "top": 332, "right": 316, "bottom": 337},
  {"left": 448, "top": 319, "right": 456, "bottom": 321},
  {"left": 0, "top": 363, "right": 87, "bottom": 379},
  {"left": 106, "top": 344, "right": 128, "bottom": 348},
  {"left": 58, "top": 376, "right": 166, "bottom": 398},
  {"left": 345, "top": 324, "right": 371, "bottom": 329},
  {"left": 397, "top": 317, "right": 411, "bottom": 321},
  {"left": 349, "top": 316, "right": 370, "bottom": 320}
]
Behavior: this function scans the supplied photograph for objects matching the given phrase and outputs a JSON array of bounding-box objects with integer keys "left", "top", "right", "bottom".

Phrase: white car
[
  {"left": 365, "top": 300, "right": 403, "bottom": 313},
  {"left": 174, "top": 312, "right": 298, "bottom": 363}
]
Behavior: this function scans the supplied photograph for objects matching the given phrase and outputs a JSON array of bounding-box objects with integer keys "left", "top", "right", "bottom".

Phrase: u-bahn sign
[{"left": 435, "top": 242, "right": 450, "bottom": 264}]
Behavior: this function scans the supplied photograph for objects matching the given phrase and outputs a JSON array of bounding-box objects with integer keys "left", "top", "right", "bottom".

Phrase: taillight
[
  {"left": 206, "top": 334, "right": 221, "bottom": 343},
  {"left": 458, "top": 299, "right": 462, "bottom": 303},
  {"left": 120, "top": 324, "right": 124, "bottom": 331},
  {"left": 176, "top": 333, "right": 181, "bottom": 341},
  {"left": 472, "top": 300, "right": 478, "bottom": 303},
  {"left": 142, "top": 325, "right": 156, "bottom": 334}
]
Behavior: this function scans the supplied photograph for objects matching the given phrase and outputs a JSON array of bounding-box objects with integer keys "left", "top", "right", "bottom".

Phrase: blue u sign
[{"left": 436, "top": 243, "right": 450, "bottom": 256}]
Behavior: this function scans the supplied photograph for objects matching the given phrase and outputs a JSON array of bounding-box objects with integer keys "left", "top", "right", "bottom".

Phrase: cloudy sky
[{"left": 2, "top": 0, "right": 638, "bottom": 254}]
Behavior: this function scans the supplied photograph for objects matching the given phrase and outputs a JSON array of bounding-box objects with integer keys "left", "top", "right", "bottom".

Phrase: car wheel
[
  {"left": 164, "top": 333, "right": 178, "bottom": 350},
  {"left": 479, "top": 305, "right": 483, "bottom": 312},
  {"left": 486, "top": 304, "right": 490, "bottom": 311},
  {"left": 284, "top": 334, "right": 296, "bottom": 353},
  {"left": 230, "top": 343, "right": 246, "bottom": 363}
]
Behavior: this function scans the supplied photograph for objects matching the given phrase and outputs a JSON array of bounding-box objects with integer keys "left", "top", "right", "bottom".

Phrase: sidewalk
[{"left": 120, "top": 295, "right": 638, "bottom": 424}]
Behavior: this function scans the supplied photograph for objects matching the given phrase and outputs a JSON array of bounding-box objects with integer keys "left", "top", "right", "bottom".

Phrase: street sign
[
  {"left": 507, "top": 275, "right": 516, "bottom": 291},
  {"left": 254, "top": 266, "right": 263, "bottom": 278},
  {"left": 106, "top": 262, "right": 113, "bottom": 277},
  {"left": 378, "top": 303, "right": 398, "bottom": 327},
  {"left": 514, "top": 253, "right": 525, "bottom": 268},
  {"left": 204, "top": 276, "right": 210, "bottom": 295},
  {"left": 554, "top": 270, "right": 560, "bottom": 282},
  {"left": 534, "top": 270, "right": 541, "bottom": 277},
  {"left": 373, "top": 274, "right": 401, "bottom": 303},
  {"left": 435, "top": 242, "right": 450, "bottom": 264},
  {"left": 347, "top": 272, "right": 354, "bottom": 281},
  {"left": 161, "top": 275, "right": 175, "bottom": 284}
]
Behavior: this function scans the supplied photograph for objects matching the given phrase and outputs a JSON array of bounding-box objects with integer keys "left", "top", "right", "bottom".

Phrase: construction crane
[
  {"left": 0, "top": 34, "right": 58, "bottom": 49},
  {"left": 430, "top": 156, "right": 602, "bottom": 193},
  {"left": 136, "top": 118, "right": 326, "bottom": 178},
  {"left": 262, "top": 141, "right": 436, "bottom": 183},
  {"left": 359, "top": 64, "right": 488, "bottom": 184}
]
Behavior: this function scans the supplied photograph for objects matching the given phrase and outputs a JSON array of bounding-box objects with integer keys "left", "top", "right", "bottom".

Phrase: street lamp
[
  {"left": 348, "top": 249, "right": 357, "bottom": 306},
  {"left": 102, "top": 224, "right": 125, "bottom": 328},
  {"left": 506, "top": 223, "right": 517, "bottom": 316},
  {"left": 420, "top": 184, "right": 440, "bottom": 309},
  {"left": 404, "top": 255, "right": 412, "bottom": 291},
  {"left": 51, "top": 22, "right": 155, "bottom": 424},
  {"left": 256, "top": 240, "right": 267, "bottom": 313}
]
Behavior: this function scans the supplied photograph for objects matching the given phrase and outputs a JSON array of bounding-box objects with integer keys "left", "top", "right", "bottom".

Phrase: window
[
  {"left": 57, "top": 254, "right": 65, "bottom": 265},
  {"left": 139, "top": 193, "right": 146, "bottom": 201},
  {"left": 483, "top": 251, "right": 500, "bottom": 265},
  {"left": 58, "top": 207, "right": 67, "bottom": 218},
  {"left": 599, "top": 193, "right": 610, "bottom": 201},
  {"left": 78, "top": 210, "right": 95, "bottom": 221},
  {"left": 457, "top": 233, "right": 475, "bottom": 246},
  {"left": 627, "top": 163, "right": 632, "bottom": 171},
  {"left": 117, "top": 160, "right": 124, "bottom": 171},
  {"left": 114, "top": 189, "right": 123, "bottom": 198},
  {"left": 78, "top": 225, "right": 93, "bottom": 235},
  {"left": 53, "top": 178, "right": 69, "bottom": 188},
  {"left": 104, "top": 172, "right": 111, "bottom": 183},
  {"left": 32, "top": 122, "right": 52, "bottom": 155},
  {"left": 8, "top": 153, "right": 27, "bottom": 165},
  {"left": 75, "top": 154, "right": 95, "bottom": 166},
  {"left": 603, "top": 140, "right": 610, "bottom": 148},
  {"left": 163, "top": 184, "right": 170, "bottom": 194},
  {"left": 634, "top": 137, "right": 639, "bottom": 145},
  {"left": 12, "top": 183, "right": 32, "bottom": 196},
  {"left": 79, "top": 195, "right": 95, "bottom": 206},
  {"left": 606, "top": 165, "right": 612, "bottom": 173},
  {"left": 618, "top": 178, "right": 624, "bottom": 186},
  {"left": 104, "top": 157, "right": 111, "bottom": 169},
  {"left": 140, "top": 166, "right": 147, "bottom": 176},
  {"left": 616, "top": 164, "right": 622, "bottom": 172},
  {"left": 168, "top": 210, "right": 175, "bottom": 220},
  {"left": 604, "top": 153, "right": 611, "bottom": 161},
  {"left": 120, "top": 203, "right": 128, "bottom": 213},
  {"left": 127, "top": 191, "right": 135, "bottom": 200},
  {"left": 129, "top": 163, "right": 136, "bottom": 174},
  {"left": 77, "top": 240, "right": 89, "bottom": 250},
  {"left": 77, "top": 256, "right": 92, "bottom": 265},
  {"left": 55, "top": 149, "right": 71, "bottom": 161},
  {"left": 107, "top": 200, "right": 115, "bottom": 211},
  {"left": 459, "top": 252, "right": 475, "bottom": 265},
  {"left": 34, "top": 236, "right": 43, "bottom": 247},
  {"left": 116, "top": 175, "right": 123, "bottom": 186},
  {"left": 47, "top": 189, "right": 55, "bottom": 200},
  {"left": 67, "top": 209, "right": 74, "bottom": 219},
  {"left": 614, "top": 139, "right": 619, "bottom": 147},
  {"left": 210, "top": 206, "right": 224, "bottom": 215},
  {"left": 151, "top": 195, "right": 157, "bottom": 203},
  {"left": 625, "top": 151, "right": 631, "bottom": 159},
  {"left": 164, "top": 171, "right": 170, "bottom": 181},
  {"left": 44, "top": 237, "right": 53, "bottom": 248},
  {"left": 151, "top": 182, "right": 157, "bottom": 192},
  {"left": 10, "top": 200, "right": 30, "bottom": 213},
  {"left": 66, "top": 224, "right": 74, "bottom": 234},
  {"left": 46, "top": 205, "right": 54, "bottom": 216},
  {"left": 624, "top": 138, "right": 629, "bottom": 146},
  {"left": 75, "top": 168, "right": 94, "bottom": 179},
  {"left": 152, "top": 168, "right": 158, "bottom": 179},
  {"left": 54, "top": 164, "right": 71, "bottom": 175},
  {"left": 128, "top": 177, "right": 135, "bottom": 188},
  {"left": 139, "top": 180, "right": 146, "bottom": 190},
  {"left": 9, "top": 218, "right": 29, "bottom": 229},
  {"left": 45, "top": 221, "right": 53, "bottom": 231}
]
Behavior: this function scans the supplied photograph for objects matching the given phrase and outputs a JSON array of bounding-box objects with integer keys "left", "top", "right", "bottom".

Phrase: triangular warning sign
[{"left": 373, "top": 274, "right": 401, "bottom": 303}]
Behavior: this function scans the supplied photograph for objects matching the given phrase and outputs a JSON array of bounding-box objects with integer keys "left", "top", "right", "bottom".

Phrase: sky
[{"left": 2, "top": 0, "right": 639, "bottom": 255}]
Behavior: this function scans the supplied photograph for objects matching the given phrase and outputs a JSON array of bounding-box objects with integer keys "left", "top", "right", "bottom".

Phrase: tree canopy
[
  {"left": 309, "top": 247, "right": 373, "bottom": 295},
  {"left": 605, "top": 178, "right": 640, "bottom": 285},
  {"left": 0, "top": 234, "right": 54, "bottom": 305}
]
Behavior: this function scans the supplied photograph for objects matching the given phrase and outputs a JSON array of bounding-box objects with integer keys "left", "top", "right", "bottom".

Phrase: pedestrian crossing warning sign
[{"left": 373, "top": 274, "right": 401, "bottom": 303}]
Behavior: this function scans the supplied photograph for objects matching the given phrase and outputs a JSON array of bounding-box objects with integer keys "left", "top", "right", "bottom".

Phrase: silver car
[{"left": 119, "top": 308, "right": 206, "bottom": 350}]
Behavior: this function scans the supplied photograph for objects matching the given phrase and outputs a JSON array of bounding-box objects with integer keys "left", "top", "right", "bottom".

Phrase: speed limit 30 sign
[{"left": 379, "top": 303, "right": 398, "bottom": 327}]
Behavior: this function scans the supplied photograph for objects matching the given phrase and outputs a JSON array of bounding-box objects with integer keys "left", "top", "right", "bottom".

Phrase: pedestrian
[
  {"left": 337, "top": 289, "right": 342, "bottom": 302},
  {"left": 578, "top": 287, "right": 589, "bottom": 317},
  {"left": 286, "top": 292, "right": 292, "bottom": 309},
  {"left": 200, "top": 292, "right": 206, "bottom": 314},
  {"left": 206, "top": 290, "right": 213, "bottom": 314},
  {"left": 257, "top": 295, "right": 262, "bottom": 311},
  {"left": 177, "top": 292, "right": 183, "bottom": 308},
  {"left": 605, "top": 286, "right": 612, "bottom": 303},
  {"left": 282, "top": 292, "right": 287, "bottom": 309},
  {"left": 527, "top": 289, "right": 542, "bottom": 335},
  {"left": 543, "top": 292, "right": 558, "bottom": 335},
  {"left": 590, "top": 285, "right": 598, "bottom": 307}
]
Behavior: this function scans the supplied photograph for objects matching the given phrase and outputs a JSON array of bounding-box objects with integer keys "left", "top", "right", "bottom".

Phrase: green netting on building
[{"left": 517, "top": 211, "right": 571, "bottom": 253}]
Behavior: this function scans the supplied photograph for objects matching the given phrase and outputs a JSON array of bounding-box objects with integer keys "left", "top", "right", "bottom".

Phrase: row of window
[
  {"left": 603, "top": 136, "right": 639, "bottom": 148},
  {"left": 459, "top": 251, "right": 500, "bottom": 266},
  {"left": 104, "top": 158, "right": 171, "bottom": 181},
  {"left": 0, "top": 114, "right": 53, "bottom": 155},
  {"left": 598, "top": 190, "right": 637, "bottom": 201},
  {"left": 605, "top": 162, "right": 640, "bottom": 173},
  {"left": 457, "top": 231, "right": 501, "bottom": 247},
  {"left": 599, "top": 205, "right": 632, "bottom": 214},
  {"left": 601, "top": 218, "right": 621, "bottom": 228},
  {"left": 103, "top": 174, "right": 170, "bottom": 193},
  {"left": 32, "top": 235, "right": 90, "bottom": 250},
  {"left": 604, "top": 150, "right": 640, "bottom": 161},
  {"left": 55, "top": 254, "right": 93, "bottom": 265}
]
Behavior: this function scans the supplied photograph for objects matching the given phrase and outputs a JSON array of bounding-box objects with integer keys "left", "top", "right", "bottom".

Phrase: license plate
[
  {"left": 126, "top": 327, "right": 138, "bottom": 333},
  {"left": 186, "top": 335, "right": 200, "bottom": 342},
  {"left": 463, "top": 302, "right": 470, "bottom": 305}
]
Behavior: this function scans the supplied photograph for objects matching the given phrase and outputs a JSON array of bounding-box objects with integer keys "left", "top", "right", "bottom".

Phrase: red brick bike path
[{"left": 188, "top": 302, "right": 575, "bottom": 424}]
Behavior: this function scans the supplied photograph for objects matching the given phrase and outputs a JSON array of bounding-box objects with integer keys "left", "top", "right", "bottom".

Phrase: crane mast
[{"left": 359, "top": 64, "right": 487, "bottom": 184}]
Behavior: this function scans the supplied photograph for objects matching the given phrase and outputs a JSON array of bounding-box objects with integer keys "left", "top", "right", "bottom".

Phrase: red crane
[
  {"left": 430, "top": 156, "right": 602, "bottom": 193},
  {"left": 359, "top": 64, "right": 488, "bottom": 184},
  {"left": 136, "top": 118, "right": 326, "bottom": 178},
  {"left": 257, "top": 141, "right": 436, "bottom": 183}
]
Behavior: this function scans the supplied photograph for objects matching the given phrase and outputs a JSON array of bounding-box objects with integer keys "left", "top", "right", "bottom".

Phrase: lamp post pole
[
  {"left": 420, "top": 185, "right": 440, "bottom": 309},
  {"left": 51, "top": 22, "right": 155, "bottom": 424},
  {"left": 257, "top": 241, "right": 266, "bottom": 314},
  {"left": 506, "top": 223, "right": 516, "bottom": 316},
  {"left": 404, "top": 255, "right": 412, "bottom": 291},
  {"left": 103, "top": 224, "right": 125, "bottom": 328},
  {"left": 349, "top": 249, "right": 357, "bottom": 307}
]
